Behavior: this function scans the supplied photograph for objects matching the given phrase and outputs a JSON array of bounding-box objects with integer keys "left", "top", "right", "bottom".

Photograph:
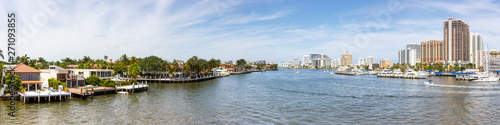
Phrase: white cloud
[
  {"left": 0, "top": 0, "right": 294, "bottom": 62},
  {"left": 0, "top": 0, "right": 498, "bottom": 64},
  {"left": 218, "top": 10, "right": 291, "bottom": 24}
]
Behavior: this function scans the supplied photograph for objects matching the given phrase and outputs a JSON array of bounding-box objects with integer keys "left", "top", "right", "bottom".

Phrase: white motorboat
[
  {"left": 368, "top": 71, "right": 378, "bottom": 75},
  {"left": 393, "top": 70, "right": 404, "bottom": 78},
  {"left": 377, "top": 69, "right": 392, "bottom": 77},
  {"left": 424, "top": 82, "right": 434, "bottom": 85},
  {"left": 215, "top": 69, "right": 230, "bottom": 76},
  {"left": 117, "top": 91, "right": 129, "bottom": 94},
  {"left": 404, "top": 70, "right": 428, "bottom": 79},
  {"left": 296, "top": 70, "right": 301, "bottom": 73},
  {"left": 470, "top": 73, "right": 499, "bottom": 82},
  {"left": 471, "top": 77, "right": 500, "bottom": 82},
  {"left": 330, "top": 72, "right": 334, "bottom": 75}
]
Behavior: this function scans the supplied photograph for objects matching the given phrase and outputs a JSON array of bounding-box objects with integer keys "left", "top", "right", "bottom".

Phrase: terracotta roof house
[
  {"left": 220, "top": 63, "right": 236, "bottom": 72},
  {"left": 5, "top": 63, "right": 42, "bottom": 91}
]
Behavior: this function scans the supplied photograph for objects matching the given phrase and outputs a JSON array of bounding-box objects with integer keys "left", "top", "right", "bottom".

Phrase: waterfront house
[
  {"left": 67, "top": 69, "right": 114, "bottom": 79},
  {"left": 5, "top": 63, "right": 42, "bottom": 91},
  {"left": 220, "top": 63, "right": 237, "bottom": 72},
  {"left": 40, "top": 65, "right": 85, "bottom": 88},
  {"left": 176, "top": 60, "right": 185, "bottom": 68}
]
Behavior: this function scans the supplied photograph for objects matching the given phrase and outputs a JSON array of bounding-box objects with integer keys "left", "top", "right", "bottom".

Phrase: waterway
[{"left": 2, "top": 69, "right": 500, "bottom": 124}]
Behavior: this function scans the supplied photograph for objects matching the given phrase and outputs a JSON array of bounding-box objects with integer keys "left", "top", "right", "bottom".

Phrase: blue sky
[{"left": 0, "top": 0, "right": 499, "bottom": 64}]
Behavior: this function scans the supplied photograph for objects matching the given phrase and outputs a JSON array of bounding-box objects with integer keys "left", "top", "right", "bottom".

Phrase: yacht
[
  {"left": 377, "top": 69, "right": 392, "bottom": 77},
  {"left": 404, "top": 70, "right": 428, "bottom": 79},
  {"left": 392, "top": 69, "right": 403, "bottom": 78},
  {"left": 469, "top": 72, "right": 499, "bottom": 82},
  {"left": 368, "top": 71, "right": 378, "bottom": 75},
  {"left": 215, "top": 69, "right": 230, "bottom": 76},
  {"left": 470, "top": 41, "right": 499, "bottom": 82},
  {"left": 354, "top": 69, "right": 368, "bottom": 75}
]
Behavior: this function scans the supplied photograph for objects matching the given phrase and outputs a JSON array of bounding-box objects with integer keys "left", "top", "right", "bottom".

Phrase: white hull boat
[
  {"left": 424, "top": 82, "right": 434, "bottom": 85},
  {"left": 470, "top": 77, "right": 499, "bottom": 82}
]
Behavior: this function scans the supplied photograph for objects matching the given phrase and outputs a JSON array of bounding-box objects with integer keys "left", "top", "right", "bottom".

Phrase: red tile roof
[
  {"left": 342, "top": 52, "right": 351, "bottom": 56},
  {"left": 6, "top": 63, "right": 41, "bottom": 73}
]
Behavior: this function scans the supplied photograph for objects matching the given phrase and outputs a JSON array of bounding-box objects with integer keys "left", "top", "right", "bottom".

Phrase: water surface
[{"left": 1, "top": 69, "right": 500, "bottom": 124}]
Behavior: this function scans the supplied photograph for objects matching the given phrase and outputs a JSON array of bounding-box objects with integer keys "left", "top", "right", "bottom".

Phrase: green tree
[
  {"left": 130, "top": 56, "right": 139, "bottom": 64},
  {"left": 5, "top": 73, "right": 23, "bottom": 93},
  {"left": 61, "top": 57, "right": 75, "bottom": 64},
  {"left": 100, "top": 79, "right": 116, "bottom": 87},
  {"left": 85, "top": 75, "right": 101, "bottom": 86},
  {"left": 208, "top": 58, "right": 221, "bottom": 71},
  {"left": 119, "top": 54, "right": 130, "bottom": 66},
  {"left": 236, "top": 59, "right": 246, "bottom": 71},
  {"left": 48, "top": 78, "right": 67, "bottom": 90},
  {"left": 104, "top": 55, "right": 108, "bottom": 62},
  {"left": 0, "top": 63, "right": 3, "bottom": 85},
  {"left": 172, "top": 60, "right": 180, "bottom": 72},
  {"left": 138, "top": 56, "right": 166, "bottom": 72},
  {"left": 185, "top": 56, "right": 202, "bottom": 77},
  {"left": 20, "top": 54, "right": 30, "bottom": 64},
  {"left": 128, "top": 64, "right": 141, "bottom": 79}
]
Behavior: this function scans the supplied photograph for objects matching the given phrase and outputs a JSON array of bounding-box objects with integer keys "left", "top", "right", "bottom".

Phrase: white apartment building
[
  {"left": 358, "top": 58, "right": 365, "bottom": 65},
  {"left": 365, "top": 56, "right": 376, "bottom": 69},
  {"left": 470, "top": 32, "right": 484, "bottom": 65}
]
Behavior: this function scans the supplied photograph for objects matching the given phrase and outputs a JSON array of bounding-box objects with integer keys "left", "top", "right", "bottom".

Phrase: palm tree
[
  {"left": 130, "top": 56, "right": 138, "bottom": 64},
  {"left": 104, "top": 55, "right": 108, "bottom": 62},
  {"left": 208, "top": 58, "right": 221, "bottom": 73},
  {"left": 128, "top": 64, "right": 141, "bottom": 79},
  {"left": 62, "top": 57, "right": 74, "bottom": 64},
  {"left": 82, "top": 56, "right": 92, "bottom": 64},
  {"left": 20, "top": 54, "right": 30, "bottom": 64},
  {"left": 38, "top": 57, "right": 46, "bottom": 64},
  {"left": 0, "top": 63, "right": 4, "bottom": 85},
  {"left": 186, "top": 56, "right": 200, "bottom": 78},
  {"left": 119, "top": 54, "right": 129, "bottom": 65},
  {"left": 236, "top": 59, "right": 246, "bottom": 72}
]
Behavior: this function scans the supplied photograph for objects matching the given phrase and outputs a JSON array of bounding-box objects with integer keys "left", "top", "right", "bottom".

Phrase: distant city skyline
[{"left": 0, "top": 0, "right": 499, "bottom": 63}]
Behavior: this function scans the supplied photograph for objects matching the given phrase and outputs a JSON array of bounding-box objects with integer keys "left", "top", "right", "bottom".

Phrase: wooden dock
[
  {"left": 0, "top": 95, "right": 20, "bottom": 101},
  {"left": 70, "top": 83, "right": 149, "bottom": 99},
  {"left": 20, "top": 91, "right": 71, "bottom": 103},
  {"left": 136, "top": 76, "right": 217, "bottom": 83}
]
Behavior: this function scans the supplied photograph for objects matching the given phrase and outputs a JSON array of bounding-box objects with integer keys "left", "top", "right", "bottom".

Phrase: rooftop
[
  {"left": 342, "top": 52, "right": 351, "bottom": 56},
  {"left": 5, "top": 63, "right": 41, "bottom": 73}
]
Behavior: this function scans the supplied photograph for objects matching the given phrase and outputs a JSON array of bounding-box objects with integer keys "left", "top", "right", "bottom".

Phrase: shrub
[
  {"left": 48, "top": 78, "right": 69, "bottom": 90},
  {"left": 85, "top": 75, "right": 101, "bottom": 86},
  {"left": 100, "top": 79, "right": 116, "bottom": 87}
]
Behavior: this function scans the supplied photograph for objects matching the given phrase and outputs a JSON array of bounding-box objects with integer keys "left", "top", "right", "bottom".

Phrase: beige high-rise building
[
  {"left": 341, "top": 52, "right": 352, "bottom": 66},
  {"left": 380, "top": 59, "right": 393, "bottom": 69},
  {"left": 444, "top": 18, "right": 470, "bottom": 62},
  {"left": 421, "top": 40, "right": 444, "bottom": 63}
]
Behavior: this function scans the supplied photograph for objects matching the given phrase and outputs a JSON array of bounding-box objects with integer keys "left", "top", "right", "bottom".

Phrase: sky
[{"left": 0, "top": 0, "right": 499, "bottom": 64}]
